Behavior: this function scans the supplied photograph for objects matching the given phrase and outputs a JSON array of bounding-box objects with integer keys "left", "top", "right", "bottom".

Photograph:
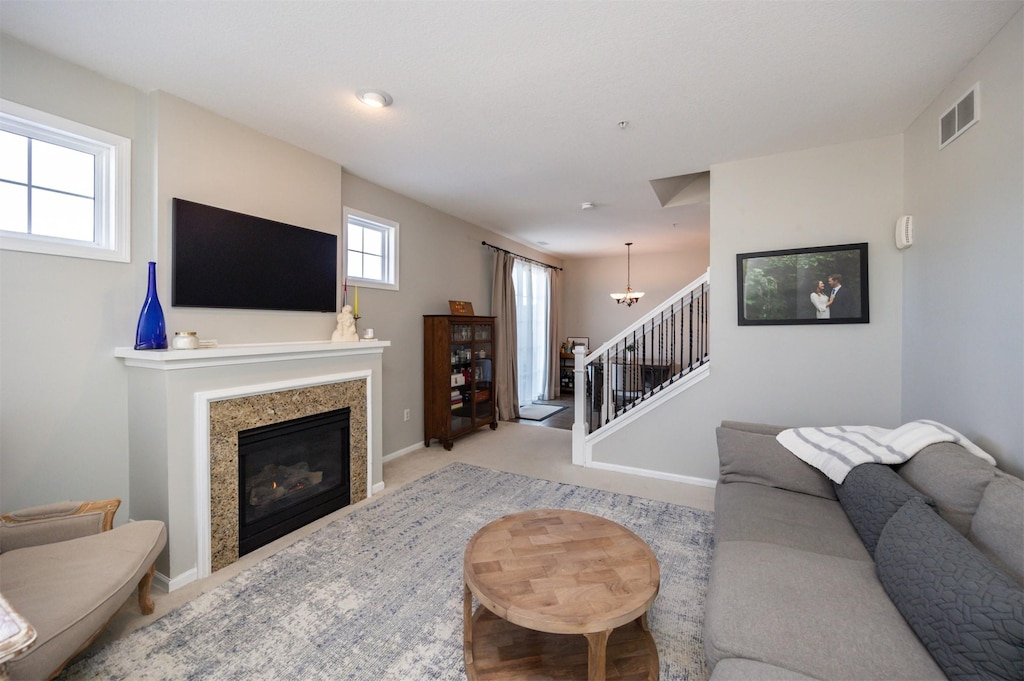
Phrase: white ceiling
[{"left": 1, "top": 1, "right": 1020, "bottom": 258}]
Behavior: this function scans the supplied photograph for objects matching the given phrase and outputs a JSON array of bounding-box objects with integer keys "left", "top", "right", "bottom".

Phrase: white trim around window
[
  {"left": 0, "top": 99, "right": 131, "bottom": 263},
  {"left": 343, "top": 207, "right": 399, "bottom": 291}
]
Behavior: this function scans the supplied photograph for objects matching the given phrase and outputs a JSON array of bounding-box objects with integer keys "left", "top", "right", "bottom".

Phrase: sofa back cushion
[
  {"left": 717, "top": 424, "right": 835, "bottom": 500},
  {"left": 968, "top": 474, "right": 1024, "bottom": 585},
  {"left": 834, "top": 463, "right": 932, "bottom": 557},
  {"left": 896, "top": 442, "right": 998, "bottom": 535},
  {"left": 875, "top": 497, "right": 1023, "bottom": 681}
]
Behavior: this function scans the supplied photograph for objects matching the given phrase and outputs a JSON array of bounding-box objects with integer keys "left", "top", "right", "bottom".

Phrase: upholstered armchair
[{"left": 0, "top": 498, "right": 166, "bottom": 680}]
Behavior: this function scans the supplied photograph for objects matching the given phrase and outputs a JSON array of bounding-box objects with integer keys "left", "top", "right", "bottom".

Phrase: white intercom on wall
[{"left": 896, "top": 215, "right": 913, "bottom": 250}]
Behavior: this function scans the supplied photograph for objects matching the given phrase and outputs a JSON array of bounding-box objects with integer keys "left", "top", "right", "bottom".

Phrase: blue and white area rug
[{"left": 62, "top": 462, "right": 714, "bottom": 680}]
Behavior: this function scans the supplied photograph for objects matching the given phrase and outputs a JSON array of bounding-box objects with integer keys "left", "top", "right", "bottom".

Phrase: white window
[
  {"left": 0, "top": 99, "right": 131, "bottom": 262},
  {"left": 344, "top": 207, "right": 398, "bottom": 290}
]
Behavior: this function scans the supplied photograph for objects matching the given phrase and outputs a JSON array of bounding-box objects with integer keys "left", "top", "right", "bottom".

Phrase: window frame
[
  {"left": 0, "top": 99, "right": 131, "bottom": 263},
  {"left": 343, "top": 207, "right": 399, "bottom": 291}
]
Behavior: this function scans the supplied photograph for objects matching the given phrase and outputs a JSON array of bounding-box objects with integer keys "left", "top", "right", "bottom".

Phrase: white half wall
[{"left": 591, "top": 135, "right": 905, "bottom": 482}]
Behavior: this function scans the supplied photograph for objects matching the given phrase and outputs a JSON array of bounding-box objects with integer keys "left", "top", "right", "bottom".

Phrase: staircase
[{"left": 571, "top": 271, "right": 710, "bottom": 465}]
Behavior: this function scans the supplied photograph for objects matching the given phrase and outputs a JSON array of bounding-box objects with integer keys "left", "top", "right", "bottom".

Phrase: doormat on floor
[{"left": 518, "top": 404, "right": 566, "bottom": 421}]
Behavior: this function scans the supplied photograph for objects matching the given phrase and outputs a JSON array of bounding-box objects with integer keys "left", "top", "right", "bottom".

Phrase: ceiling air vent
[{"left": 939, "top": 83, "right": 979, "bottom": 149}]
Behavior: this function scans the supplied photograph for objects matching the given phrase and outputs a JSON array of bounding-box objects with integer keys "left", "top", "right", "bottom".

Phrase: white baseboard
[
  {"left": 371, "top": 481, "right": 386, "bottom": 495},
  {"left": 160, "top": 567, "right": 198, "bottom": 593},
  {"left": 383, "top": 441, "right": 423, "bottom": 463},
  {"left": 585, "top": 459, "right": 717, "bottom": 489}
]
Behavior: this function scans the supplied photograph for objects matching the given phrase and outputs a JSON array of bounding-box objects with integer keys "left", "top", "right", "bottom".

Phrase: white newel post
[{"left": 572, "top": 346, "right": 587, "bottom": 466}]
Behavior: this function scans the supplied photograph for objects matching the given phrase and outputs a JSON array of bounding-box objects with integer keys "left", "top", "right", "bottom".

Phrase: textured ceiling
[{"left": 1, "top": 0, "right": 1019, "bottom": 258}]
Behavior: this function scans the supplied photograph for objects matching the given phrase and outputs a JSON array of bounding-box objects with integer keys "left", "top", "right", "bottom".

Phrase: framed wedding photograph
[{"left": 737, "top": 242, "right": 869, "bottom": 326}]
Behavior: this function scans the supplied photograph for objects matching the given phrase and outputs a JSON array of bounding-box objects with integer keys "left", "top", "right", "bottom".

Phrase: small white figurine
[{"left": 331, "top": 305, "right": 359, "bottom": 342}]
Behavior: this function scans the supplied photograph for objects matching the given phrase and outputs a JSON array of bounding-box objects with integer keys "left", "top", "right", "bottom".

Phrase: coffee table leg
[
  {"left": 584, "top": 628, "right": 612, "bottom": 681},
  {"left": 463, "top": 580, "right": 474, "bottom": 664}
]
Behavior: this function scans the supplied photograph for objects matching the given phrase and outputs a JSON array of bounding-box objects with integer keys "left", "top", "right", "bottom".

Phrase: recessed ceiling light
[
  {"left": 356, "top": 89, "right": 393, "bottom": 108},
  {"left": 581, "top": 202, "right": 595, "bottom": 210}
]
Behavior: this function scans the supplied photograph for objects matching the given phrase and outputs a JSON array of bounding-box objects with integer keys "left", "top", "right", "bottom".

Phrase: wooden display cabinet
[{"left": 423, "top": 315, "right": 498, "bottom": 450}]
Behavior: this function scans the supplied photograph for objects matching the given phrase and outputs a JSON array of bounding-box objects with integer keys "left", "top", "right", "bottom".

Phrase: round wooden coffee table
[{"left": 463, "top": 509, "right": 660, "bottom": 681}]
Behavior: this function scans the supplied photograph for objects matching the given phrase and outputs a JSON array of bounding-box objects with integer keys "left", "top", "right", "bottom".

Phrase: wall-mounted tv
[{"left": 172, "top": 198, "right": 338, "bottom": 313}]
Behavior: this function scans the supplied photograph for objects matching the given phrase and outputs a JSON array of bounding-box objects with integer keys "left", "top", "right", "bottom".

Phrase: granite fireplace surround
[
  {"left": 115, "top": 341, "right": 388, "bottom": 590},
  {"left": 209, "top": 380, "right": 368, "bottom": 571}
]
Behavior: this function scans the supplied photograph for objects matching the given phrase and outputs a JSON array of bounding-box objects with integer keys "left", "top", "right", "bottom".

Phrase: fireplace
[
  {"left": 115, "top": 340, "right": 388, "bottom": 588},
  {"left": 237, "top": 408, "right": 351, "bottom": 556}
]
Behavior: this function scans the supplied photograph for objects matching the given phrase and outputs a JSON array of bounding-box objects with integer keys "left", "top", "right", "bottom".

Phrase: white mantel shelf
[{"left": 115, "top": 340, "right": 390, "bottom": 370}]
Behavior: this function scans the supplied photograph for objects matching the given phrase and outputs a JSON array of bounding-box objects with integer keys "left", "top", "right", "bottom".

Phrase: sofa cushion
[
  {"left": 704, "top": 540, "right": 946, "bottom": 680},
  {"left": 0, "top": 520, "right": 166, "bottom": 681},
  {"left": 714, "top": 482, "right": 868, "bottom": 561},
  {"left": 834, "top": 463, "right": 932, "bottom": 557},
  {"left": 875, "top": 497, "right": 1024, "bottom": 681},
  {"left": 717, "top": 425, "right": 836, "bottom": 500},
  {"left": 719, "top": 420, "right": 788, "bottom": 437},
  {"left": 896, "top": 442, "right": 997, "bottom": 534},
  {"left": 968, "top": 474, "right": 1024, "bottom": 584},
  {"left": 709, "top": 658, "right": 823, "bottom": 680}
]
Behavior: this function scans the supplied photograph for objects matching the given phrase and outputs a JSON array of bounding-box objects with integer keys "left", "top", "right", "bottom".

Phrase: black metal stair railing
[{"left": 577, "top": 273, "right": 709, "bottom": 435}]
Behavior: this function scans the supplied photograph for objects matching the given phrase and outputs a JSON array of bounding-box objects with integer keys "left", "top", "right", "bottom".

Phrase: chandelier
[{"left": 610, "top": 242, "right": 645, "bottom": 307}]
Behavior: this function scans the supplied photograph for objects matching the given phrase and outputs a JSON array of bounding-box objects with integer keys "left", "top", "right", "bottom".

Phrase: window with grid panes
[
  {"left": 344, "top": 207, "right": 398, "bottom": 290},
  {"left": 0, "top": 99, "right": 131, "bottom": 262}
]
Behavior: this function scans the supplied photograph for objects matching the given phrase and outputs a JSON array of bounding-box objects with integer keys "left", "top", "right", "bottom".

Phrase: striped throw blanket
[{"left": 776, "top": 419, "right": 996, "bottom": 484}]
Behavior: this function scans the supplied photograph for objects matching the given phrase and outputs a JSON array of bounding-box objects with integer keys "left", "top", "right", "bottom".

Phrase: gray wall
[
  {"left": 0, "top": 38, "right": 560, "bottom": 518},
  {"left": 561, "top": 243, "right": 710, "bottom": 351},
  {"left": 902, "top": 10, "right": 1023, "bottom": 477},
  {"left": 592, "top": 135, "right": 906, "bottom": 483},
  {"left": 3, "top": 8, "right": 1021, "bottom": 519},
  {"left": 337, "top": 171, "right": 560, "bottom": 458},
  {"left": 591, "top": 11, "right": 1023, "bottom": 481},
  {"left": 0, "top": 37, "right": 143, "bottom": 512}
]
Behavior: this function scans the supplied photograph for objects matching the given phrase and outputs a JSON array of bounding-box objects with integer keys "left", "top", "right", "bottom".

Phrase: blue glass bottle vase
[{"left": 134, "top": 261, "right": 167, "bottom": 350}]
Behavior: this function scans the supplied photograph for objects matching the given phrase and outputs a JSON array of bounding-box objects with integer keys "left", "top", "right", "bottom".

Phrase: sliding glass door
[{"left": 513, "top": 260, "right": 551, "bottom": 406}]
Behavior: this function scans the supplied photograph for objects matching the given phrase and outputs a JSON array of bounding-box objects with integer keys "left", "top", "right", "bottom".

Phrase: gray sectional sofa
[{"left": 705, "top": 420, "right": 1023, "bottom": 681}]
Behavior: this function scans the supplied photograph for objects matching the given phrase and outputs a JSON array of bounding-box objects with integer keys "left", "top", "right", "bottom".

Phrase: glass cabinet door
[
  {"left": 449, "top": 325, "right": 473, "bottom": 432},
  {"left": 472, "top": 338, "right": 493, "bottom": 421}
]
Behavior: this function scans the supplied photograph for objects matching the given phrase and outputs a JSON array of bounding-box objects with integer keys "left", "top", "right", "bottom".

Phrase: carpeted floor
[{"left": 60, "top": 462, "right": 714, "bottom": 680}]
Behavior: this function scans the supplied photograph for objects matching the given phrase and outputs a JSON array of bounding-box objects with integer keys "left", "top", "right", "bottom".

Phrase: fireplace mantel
[
  {"left": 115, "top": 340, "right": 390, "bottom": 370},
  {"left": 115, "top": 339, "right": 389, "bottom": 591}
]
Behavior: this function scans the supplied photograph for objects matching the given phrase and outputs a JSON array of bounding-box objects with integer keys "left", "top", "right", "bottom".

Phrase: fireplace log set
[{"left": 248, "top": 462, "right": 324, "bottom": 507}]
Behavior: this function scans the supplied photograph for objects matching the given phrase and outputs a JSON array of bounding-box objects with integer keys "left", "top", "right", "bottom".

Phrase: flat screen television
[{"left": 172, "top": 198, "right": 338, "bottom": 312}]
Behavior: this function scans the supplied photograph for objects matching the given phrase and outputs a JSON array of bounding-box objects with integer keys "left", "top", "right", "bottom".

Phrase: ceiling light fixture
[
  {"left": 610, "top": 242, "right": 644, "bottom": 307},
  {"left": 581, "top": 202, "right": 595, "bottom": 210},
  {"left": 356, "top": 89, "right": 393, "bottom": 108}
]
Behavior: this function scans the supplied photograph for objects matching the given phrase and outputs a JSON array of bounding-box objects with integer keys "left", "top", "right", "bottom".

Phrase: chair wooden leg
[{"left": 137, "top": 563, "right": 157, "bottom": 615}]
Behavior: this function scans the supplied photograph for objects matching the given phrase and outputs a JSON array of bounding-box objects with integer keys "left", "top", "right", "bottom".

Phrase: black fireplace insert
[{"left": 237, "top": 408, "right": 351, "bottom": 556}]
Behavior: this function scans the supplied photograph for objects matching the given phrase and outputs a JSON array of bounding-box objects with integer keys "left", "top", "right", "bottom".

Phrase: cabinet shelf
[{"left": 559, "top": 351, "right": 575, "bottom": 393}]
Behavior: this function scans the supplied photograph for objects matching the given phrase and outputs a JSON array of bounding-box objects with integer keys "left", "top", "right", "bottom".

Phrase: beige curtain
[
  {"left": 491, "top": 251, "right": 519, "bottom": 420},
  {"left": 544, "top": 267, "right": 562, "bottom": 399}
]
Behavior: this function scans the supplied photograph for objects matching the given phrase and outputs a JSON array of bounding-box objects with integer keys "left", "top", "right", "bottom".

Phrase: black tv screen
[{"left": 172, "top": 198, "right": 337, "bottom": 312}]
